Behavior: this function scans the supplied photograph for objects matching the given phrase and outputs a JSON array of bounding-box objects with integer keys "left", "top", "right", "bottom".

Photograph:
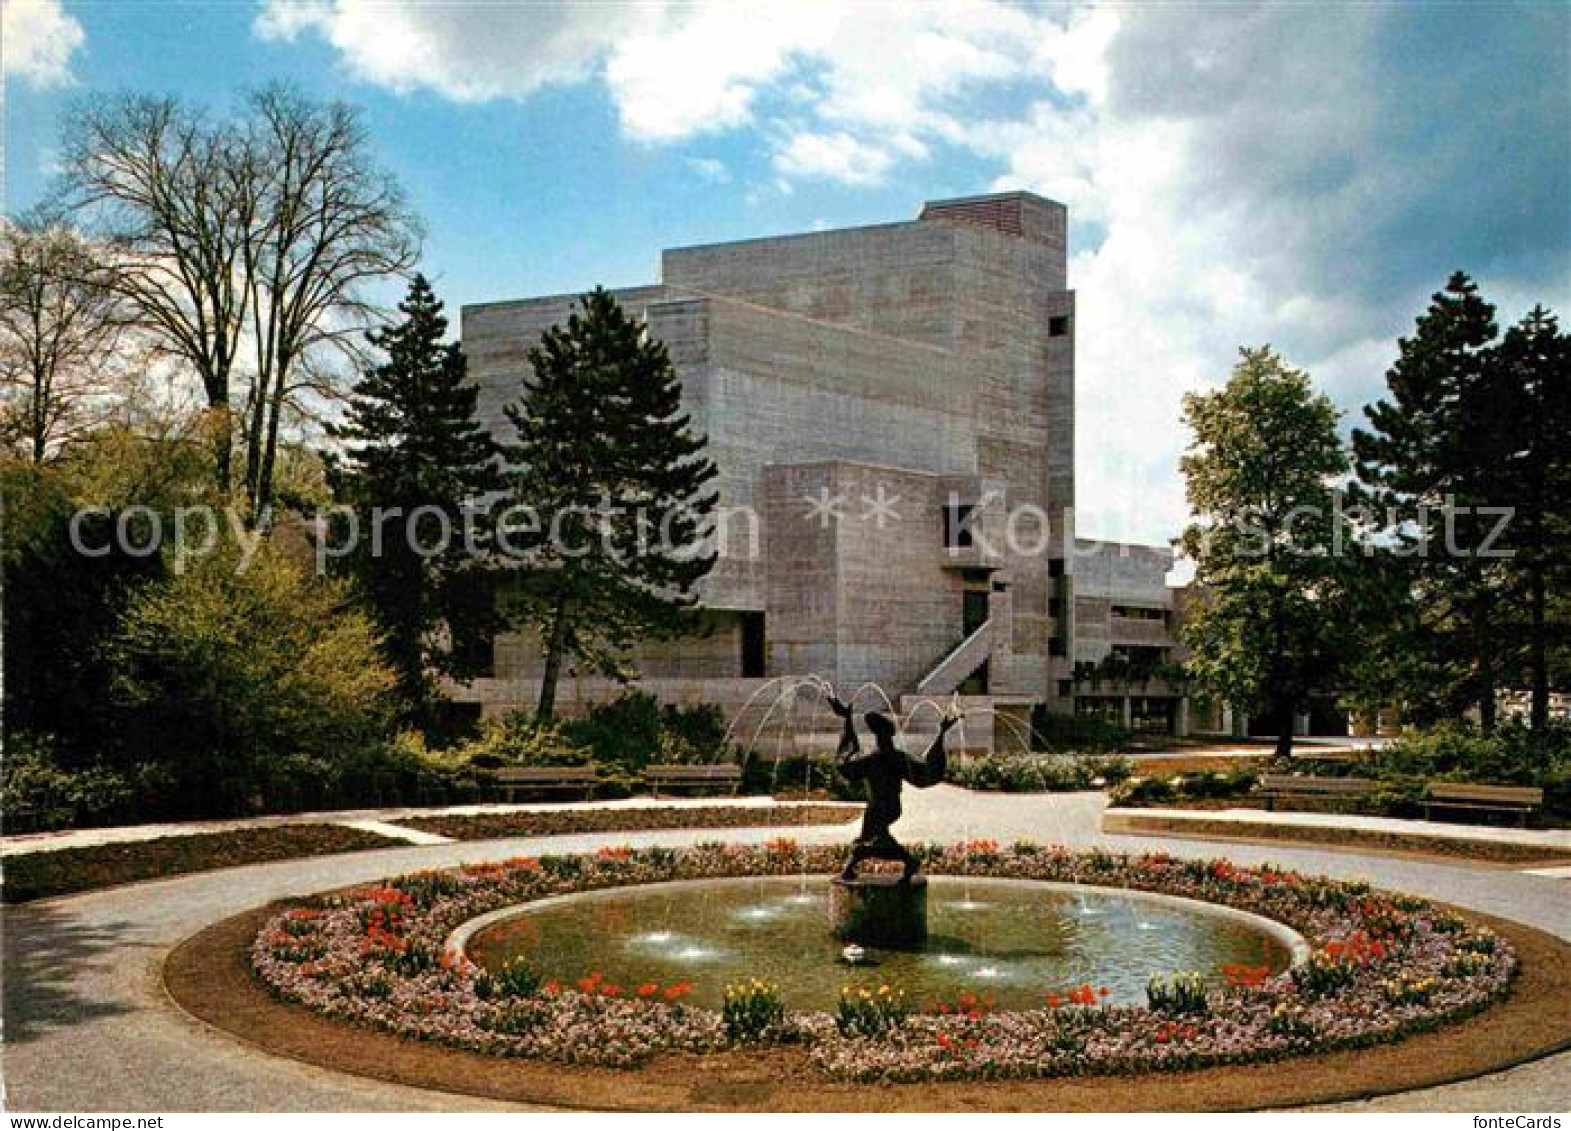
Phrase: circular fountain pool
[{"left": 464, "top": 875, "right": 1301, "bottom": 1011}]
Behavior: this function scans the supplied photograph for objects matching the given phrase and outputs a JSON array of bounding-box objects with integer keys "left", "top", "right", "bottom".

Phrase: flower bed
[
  {"left": 252, "top": 842, "right": 1515, "bottom": 1083},
  {"left": 401, "top": 802, "right": 860, "bottom": 842}
]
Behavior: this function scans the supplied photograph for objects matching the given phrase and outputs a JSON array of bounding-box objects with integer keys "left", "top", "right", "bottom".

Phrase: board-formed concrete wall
[
  {"left": 459, "top": 192, "right": 1084, "bottom": 725},
  {"left": 1071, "top": 541, "right": 1181, "bottom": 663}
]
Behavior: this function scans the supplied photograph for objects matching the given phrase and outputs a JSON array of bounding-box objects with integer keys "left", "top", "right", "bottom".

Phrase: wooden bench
[
  {"left": 1256, "top": 774, "right": 1373, "bottom": 811},
  {"left": 645, "top": 764, "right": 743, "bottom": 796},
  {"left": 488, "top": 765, "right": 598, "bottom": 802},
  {"left": 1422, "top": 782, "right": 1543, "bottom": 827}
]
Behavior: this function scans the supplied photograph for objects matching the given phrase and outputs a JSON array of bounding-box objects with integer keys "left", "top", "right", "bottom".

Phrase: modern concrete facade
[
  {"left": 1069, "top": 541, "right": 1191, "bottom": 736},
  {"left": 454, "top": 192, "right": 1191, "bottom": 748}
]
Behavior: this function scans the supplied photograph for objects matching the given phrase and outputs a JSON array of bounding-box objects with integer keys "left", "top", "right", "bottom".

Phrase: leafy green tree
[
  {"left": 0, "top": 461, "right": 161, "bottom": 761},
  {"left": 111, "top": 541, "right": 396, "bottom": 815},
  {"left": 1, "top": 400, "right": 217, "bottom": 767},
  {"left": 327, "top": 274, "right": 502, "bottom": 722},
  {"left": 1179, "top": 347, "right": 1349, "bottom": 759},
  {"left": 499, "top": 288, "right": 718, "bottom": 718}
]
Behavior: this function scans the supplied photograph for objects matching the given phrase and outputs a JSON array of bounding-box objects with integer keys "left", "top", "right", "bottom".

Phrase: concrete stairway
[{"left": 916, "top": 619, "right": 993, "bottom": 696}]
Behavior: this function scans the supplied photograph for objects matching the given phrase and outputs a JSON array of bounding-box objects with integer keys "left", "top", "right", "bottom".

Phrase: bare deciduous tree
[
  {"left": 0, "top": 216, "right": 127, "bottom": 463},
  {"left": 53, "top": 85, "right": 421, "bottom": 517},
  {"left": 239, "top": 86, "right": 421, "bottom": 523},
  {"left": 56, "top": 94, "right": 253, "bottom": 486}
]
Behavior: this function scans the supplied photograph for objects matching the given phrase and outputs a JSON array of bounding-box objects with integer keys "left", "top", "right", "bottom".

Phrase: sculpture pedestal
[{"left": 829, "top": 874, "right": 927, "bottom": 950}]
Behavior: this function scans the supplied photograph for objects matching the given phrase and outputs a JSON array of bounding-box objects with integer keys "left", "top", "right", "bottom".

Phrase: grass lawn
[
  {"left": 1124, "top": 734, "right": 1274, "bottom": 753},
  {"left": 1128, "top": 754, "right": 1266, "bottom": 777}
]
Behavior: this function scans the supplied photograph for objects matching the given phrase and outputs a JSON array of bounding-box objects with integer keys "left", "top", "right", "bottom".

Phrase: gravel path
[{"left": 3, "top": 787, "right": 1566, "bottom": 1112}]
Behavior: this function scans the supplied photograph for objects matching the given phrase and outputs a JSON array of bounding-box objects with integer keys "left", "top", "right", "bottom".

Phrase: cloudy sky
[{"left": 4, "top": 0, "right": 1567, "bottom": 546}]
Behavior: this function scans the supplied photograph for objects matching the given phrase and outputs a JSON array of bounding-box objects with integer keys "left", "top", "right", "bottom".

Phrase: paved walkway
[
  {"left": 0, "top": 795, "right": 817, "bottom": 857},
  {"left": 3, "top": 787, "right": 1567, "bottom": 1112},
  {"left": 332, "top": 818, "right": 454, "bottom": 846}
]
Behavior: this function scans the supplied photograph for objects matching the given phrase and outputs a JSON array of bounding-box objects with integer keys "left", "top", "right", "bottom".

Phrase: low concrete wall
[
  {"left": 446, "top": 678, "right": 1007, "bottom": 755},
  {"left": 447, "top": 676, "right": 780, "bottom": 719}
]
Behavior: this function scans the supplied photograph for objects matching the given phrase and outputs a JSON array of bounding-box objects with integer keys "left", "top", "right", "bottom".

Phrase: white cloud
[
  {"left": 687, "top": 156, "right": 731, "bottom": 183},
  {"left": 974, "top": 4, "right": 1568, "bottom": 544},
  {"left": 254, "top": 0, "right": 1057, "bottom": 182},
  {"left": 2, "top": 0, "right": 85, "bottom": 88},
  {"left": 255, "top": 0, "right": 634, "bottom": 101},
  {"left": 254, "top": 1, "right": 1569, "bottom": 546},
  {"left": 773, "top": 130, "right": 893, "bottom": 185},
  {"left": 603, "top": 3, "right": 828, "bottom": 141}
]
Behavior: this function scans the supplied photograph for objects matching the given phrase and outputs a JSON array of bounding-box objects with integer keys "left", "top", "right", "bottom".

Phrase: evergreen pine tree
[
  {"left": 327, "top": 274, "right": 502, "bottom": 720},
  {"left": 1352, "top": 273, "right": 1509, "bottom": 729},
  {"left": 499, "top": 287, "right": 718, "bottom": 718},
  {"left": 1490, "top": 305, "right": 1571, "bottom": 731}
]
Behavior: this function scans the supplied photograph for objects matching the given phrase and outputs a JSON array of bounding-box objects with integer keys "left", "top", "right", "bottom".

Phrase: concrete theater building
[{"left": 455, "top": 192, "right": 1191, "bottom": 749}]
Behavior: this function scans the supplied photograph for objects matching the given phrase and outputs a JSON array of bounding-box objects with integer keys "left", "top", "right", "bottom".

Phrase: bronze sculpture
[{"left": 830, "top": 696, "right": 958, "bottom": 882}]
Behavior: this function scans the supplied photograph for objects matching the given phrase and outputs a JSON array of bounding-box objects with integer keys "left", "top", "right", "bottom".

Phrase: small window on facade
[
  {"left": 740, "top": 612, "right": 766, "bottom": 678},
  {"left": 963, "top": 590, "right": 990, "bottom": 636},
  {"left": 1049, "top": 315, "right": 1070, "bottom": 337},
  {"left": 943, "top": 503, "right": 976, "bottom": 549}
]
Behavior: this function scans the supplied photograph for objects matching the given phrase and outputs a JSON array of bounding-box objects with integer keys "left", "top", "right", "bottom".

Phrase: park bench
[
  {"left": 1421, "top": 782, "right": 1543, "bottom": 827},
  {"left": 487, "top": 765, "right": 598, "bottom": 802},
  {"left": 1256, "top": 774, "right": 1373, "bottom": 812},
  {"left": 644, "top": 763, "right": 743, "bottom": 796}
]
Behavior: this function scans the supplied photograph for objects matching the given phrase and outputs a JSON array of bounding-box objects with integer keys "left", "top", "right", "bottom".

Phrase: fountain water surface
[{"left": 467, "top": 875, "right": 1294, "bottom": 1012}]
